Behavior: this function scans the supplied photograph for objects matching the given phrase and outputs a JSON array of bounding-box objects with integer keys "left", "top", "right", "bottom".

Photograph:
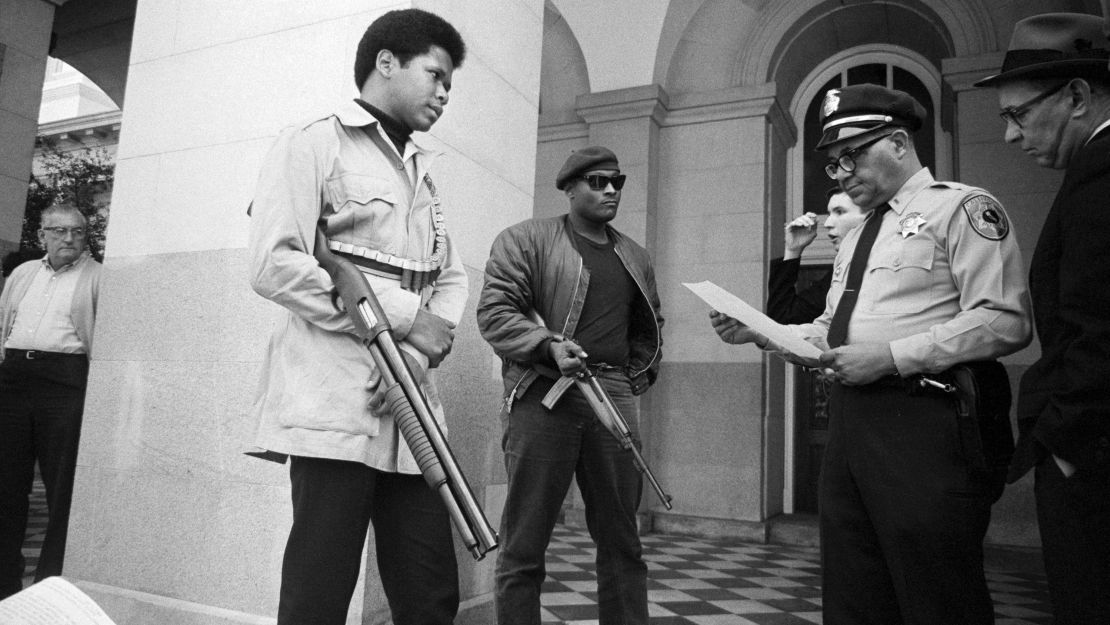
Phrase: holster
[{"left": 948, "top": 361, "right": 1014, "bottom": 500}]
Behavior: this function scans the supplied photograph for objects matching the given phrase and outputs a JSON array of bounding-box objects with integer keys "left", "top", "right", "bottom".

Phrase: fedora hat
[{"left": 975, "top": 13, "right": 1110, "bottom": 87}]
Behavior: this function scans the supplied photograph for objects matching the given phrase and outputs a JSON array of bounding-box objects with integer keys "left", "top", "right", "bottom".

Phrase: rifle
[
  {"left": 564, "top": 369, "right": 673, "bottom": 510},
  {"left": 533, "top": 318, "right": 673, "bottom": 510},
  {"left": 313, "top": 225, "right": 499, "bottom": 560}
]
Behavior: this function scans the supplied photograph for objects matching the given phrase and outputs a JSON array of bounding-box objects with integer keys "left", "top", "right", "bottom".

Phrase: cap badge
[
  {"left": 822, "top": 90, "right": 841, "bottom": 119},
  {"left": 899, "top": 213, "right": 926, "bottom": 239}
]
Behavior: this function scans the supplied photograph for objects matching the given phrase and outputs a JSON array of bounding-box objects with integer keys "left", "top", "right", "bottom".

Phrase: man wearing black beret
[
  {"left": 247, "top": 9, "right": 468, "bottom": 625},
  {"left": 711, "top": 83, "right": 1032, "bottom": 624},
  {"left": 478, "top": 146, "right": 664, "bottom": 624},
  {"left": 977, "top": 12, "right": 1110, "bottom": 624}
]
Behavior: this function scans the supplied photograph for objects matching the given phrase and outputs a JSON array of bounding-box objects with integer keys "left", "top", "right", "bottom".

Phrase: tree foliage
[{"left": 23, "top": 139, "right": 114, "bottom": 262}]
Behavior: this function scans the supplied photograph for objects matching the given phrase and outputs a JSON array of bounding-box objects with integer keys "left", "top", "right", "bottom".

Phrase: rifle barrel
[{"left": 579, "top": 372, "right": 673, "bottom": 510}]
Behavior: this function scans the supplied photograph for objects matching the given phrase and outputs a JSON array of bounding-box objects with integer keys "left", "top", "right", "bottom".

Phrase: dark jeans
[
  {"left": 0, "top": 353, "right": 88, "bottom": 600},
  {"left": 1036, "top": 453, "right": 1110, "bottom": 624},
  {"left": 278, "top": 456, "right": 459, "bottom": 625},
  {"left": 820, "top": 382, "right": 996, "bottom": 625},
  {"left": 495, "top": 373, "right": 647, "bottom": 625}
]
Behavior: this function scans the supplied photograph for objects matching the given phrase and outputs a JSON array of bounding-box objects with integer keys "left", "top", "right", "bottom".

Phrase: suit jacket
[
  {"left": 1010, "top": 126, "right": 1110, "bottom": 482},
  {"left": 767, "top": 257, "right": 831, "bottom": 325}
]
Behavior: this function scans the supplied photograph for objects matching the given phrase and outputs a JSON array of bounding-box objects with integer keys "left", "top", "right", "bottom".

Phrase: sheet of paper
[
  {"left": 683, "top": 280, "right": 824, "bottom": 362},
  {"left": 0, "top": 577, "right": 117, "bottom": 625}
]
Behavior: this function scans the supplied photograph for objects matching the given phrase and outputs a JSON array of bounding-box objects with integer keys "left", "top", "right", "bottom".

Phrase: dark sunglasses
[{"left": 579, "top": 174, "right": 626, "bottom": 191}]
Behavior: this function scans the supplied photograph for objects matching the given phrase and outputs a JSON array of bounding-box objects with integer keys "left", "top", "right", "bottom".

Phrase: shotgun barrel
[{"left": 313, "top": 226, "right": 499, "bottom": 560}]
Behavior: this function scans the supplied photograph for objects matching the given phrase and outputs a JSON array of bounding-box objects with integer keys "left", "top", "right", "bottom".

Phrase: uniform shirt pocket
[
  {"left": 325, "top": 174, "right": 402, "bottom": 252},
  {"left": 866, "top": 238, "right": 935, "bottom": 314}
]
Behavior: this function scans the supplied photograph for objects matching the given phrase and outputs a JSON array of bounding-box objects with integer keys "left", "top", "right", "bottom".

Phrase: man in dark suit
[
  {"left": 767, "top": 189, "right": 865, "bottom": 324},
  {"left": 976, "top": 13, "right": 1110, "bottom": 624}
]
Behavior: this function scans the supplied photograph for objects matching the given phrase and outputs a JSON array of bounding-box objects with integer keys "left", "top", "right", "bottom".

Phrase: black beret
[
  {"left": 555, "top": 146, "right": 619, "bottom": 190},
  {"left": 815, "top": 84, "right": 927, "bottom": 150}
]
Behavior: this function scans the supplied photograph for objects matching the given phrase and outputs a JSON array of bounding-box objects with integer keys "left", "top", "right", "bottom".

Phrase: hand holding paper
[{"left": 684, "top": 280, "right": 823, "bottom": 367}]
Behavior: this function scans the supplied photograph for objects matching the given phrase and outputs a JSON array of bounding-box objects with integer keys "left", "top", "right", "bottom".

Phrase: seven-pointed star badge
[{"left": 899, "top": 213, "right": 926, "bottom": 238}]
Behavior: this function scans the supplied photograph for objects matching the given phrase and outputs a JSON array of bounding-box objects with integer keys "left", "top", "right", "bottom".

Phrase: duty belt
[
  {"left": 854, "top": 372, "right": 957, "bottom": 394},
  {"left": 852, "top": 361, "right": 1001, "bottom": 396}
]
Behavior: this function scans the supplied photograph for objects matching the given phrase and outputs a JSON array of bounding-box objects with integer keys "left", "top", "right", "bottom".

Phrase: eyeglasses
[
  {"left": 824, "top": 132, "right": 895, "bottom": 179},
  {"left": 41, "top": 226, "right": 86, "bottom": 238},
  {"left": 579, "top": 174, "right": 626, "bottom": 191},
  {"left": 999, "top": 82, "right": 1067, "bottom": 129}
]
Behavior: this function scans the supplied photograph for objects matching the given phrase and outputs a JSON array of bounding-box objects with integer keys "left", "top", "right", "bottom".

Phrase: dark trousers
[
  {"left": 820, "top": 382, "right": 996, "bottom": 625},
  {"left": 0, "top": 353, "right": 88, "bottom": 600},
  {"left": 495, "top": 374, "right": 647, "bottom": 625},
  {"left": 1035, "top": 454, "right": 1110, "bottom": 624},
  {"left": 278, "top": 456, "right": 459, "bottom": 625}
]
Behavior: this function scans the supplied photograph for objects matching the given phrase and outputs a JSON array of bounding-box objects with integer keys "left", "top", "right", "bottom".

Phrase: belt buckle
[{"left": 24, "top": 350, "right": 38, "bottom": 360}]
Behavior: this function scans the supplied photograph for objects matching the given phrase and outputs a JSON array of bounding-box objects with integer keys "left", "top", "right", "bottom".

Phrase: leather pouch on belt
[{"left": 951, "top": 362, "right": 1015, "bottom": 480}]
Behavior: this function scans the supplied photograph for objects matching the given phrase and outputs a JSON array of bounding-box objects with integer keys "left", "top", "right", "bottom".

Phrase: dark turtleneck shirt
[{"left": 354, "top": 99, "right": 413, "bottom": 155}]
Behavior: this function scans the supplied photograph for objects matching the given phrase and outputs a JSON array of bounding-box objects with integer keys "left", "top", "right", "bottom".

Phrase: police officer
[{"left": 711, "top": 84, "right": 1032, "bottom": 624}]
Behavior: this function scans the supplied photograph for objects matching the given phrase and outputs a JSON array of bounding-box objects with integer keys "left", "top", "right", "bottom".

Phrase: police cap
[{"left": 815, "top": 84, "right": 927, "bottom": 150}]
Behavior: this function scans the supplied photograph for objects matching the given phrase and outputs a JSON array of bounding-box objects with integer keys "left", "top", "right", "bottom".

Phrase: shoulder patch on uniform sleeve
[{"left": 961, "top": 195, "right": 1009, "bottom": 241}]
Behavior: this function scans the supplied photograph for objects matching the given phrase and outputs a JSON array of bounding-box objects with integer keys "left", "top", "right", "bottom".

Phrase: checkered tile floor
[
  {"left": 540, "top": 524, "right": 1054, "bottom": 625},
  {"left": 20, "top": 479, "right": 1052, "bottom": 624}
]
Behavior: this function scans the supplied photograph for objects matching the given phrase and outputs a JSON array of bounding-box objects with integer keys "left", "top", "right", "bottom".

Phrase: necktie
[{"left": 826, "top": 203, "right": 890, "bottom": 348}]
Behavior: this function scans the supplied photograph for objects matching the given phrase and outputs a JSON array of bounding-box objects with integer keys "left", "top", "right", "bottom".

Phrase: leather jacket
[{"left": 477, "top": 214, "right": 663, "bottom": 401}]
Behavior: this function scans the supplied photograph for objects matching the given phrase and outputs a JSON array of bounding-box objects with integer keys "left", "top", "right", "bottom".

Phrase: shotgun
[{"left": 313, "top": 225, "right": 499, "bottom": 560}]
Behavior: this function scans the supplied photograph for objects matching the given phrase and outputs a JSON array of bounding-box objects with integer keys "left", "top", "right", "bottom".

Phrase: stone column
[
  {"left": 0, "top": 0, "right": 57, "bottom": 254},
  {"left": 64, "top": 2, "right": 543, "bottom": 623},
  {"left": 576, "top": 85, "right": 667, "bottom": 249},
  {"left": 548, "top": 83, "right": 797, "bottom": 536},
  {"left": 647, "top": 83, "right": 796, "bottom": 539}
]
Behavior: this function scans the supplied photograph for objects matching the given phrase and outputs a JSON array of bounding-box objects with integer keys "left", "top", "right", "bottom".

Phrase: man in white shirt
[{"left": 0, "top": 203, "right": 102, "bottom": 599}]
